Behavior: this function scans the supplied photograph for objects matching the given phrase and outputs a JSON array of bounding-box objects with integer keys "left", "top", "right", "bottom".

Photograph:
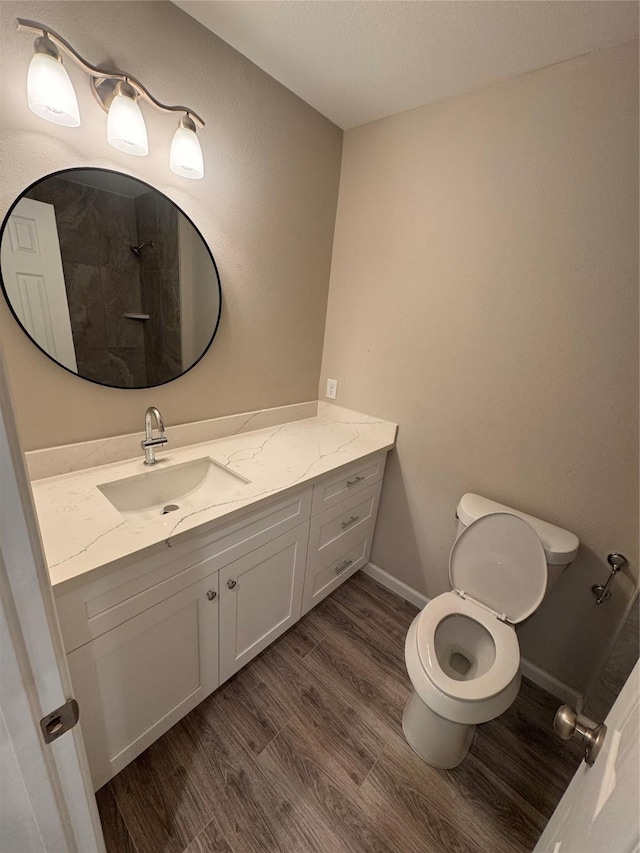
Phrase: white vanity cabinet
[{"left": 54, "top": 451, "right": 387, "bottom": 790}]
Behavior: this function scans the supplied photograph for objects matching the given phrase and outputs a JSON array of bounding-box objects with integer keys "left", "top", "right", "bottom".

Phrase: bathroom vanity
[{"left": 28, "top": 404, "right": 396, "bottom": 790}]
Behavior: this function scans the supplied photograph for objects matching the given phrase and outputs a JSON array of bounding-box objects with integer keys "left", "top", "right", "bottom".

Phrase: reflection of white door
[
  {"left": 1, "top": 197, "right": 77, "bottom": 372},
  {"left": 534, "top": 659, "right": 639, "bottom": 853}
]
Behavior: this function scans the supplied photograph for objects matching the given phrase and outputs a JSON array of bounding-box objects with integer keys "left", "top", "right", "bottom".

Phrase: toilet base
[{"left": 402, "top": 689, "right": 476, "bottom": 769}]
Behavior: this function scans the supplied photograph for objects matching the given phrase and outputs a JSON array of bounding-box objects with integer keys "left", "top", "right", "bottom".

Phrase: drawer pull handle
[
  {"left": 206, "top": 590, "right": 217, "bottom": 601},
  {"left": 335, "top": 559, "right": 353, "bottom": 575},
  {"left": 346, "top": 475, "right": 365, "bottom": 487},
  {"left": 341, "top": 515, "right": 360, "bottom": 530},
  {"left": 227, "top": 579, "right": 237, "bottom": 590}
]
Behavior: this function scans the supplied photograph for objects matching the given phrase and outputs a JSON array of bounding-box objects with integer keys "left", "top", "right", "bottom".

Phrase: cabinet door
[
  {"left": 219, "top": 523, "right": 309, "bottom": 683},
  {"left": 67, "top": 573, "right": 219, "bottom": 790}
]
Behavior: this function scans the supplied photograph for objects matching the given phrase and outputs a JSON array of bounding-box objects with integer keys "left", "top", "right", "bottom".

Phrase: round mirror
[{"left": 0, "top": 168, "right": 221, "bottom": 389}]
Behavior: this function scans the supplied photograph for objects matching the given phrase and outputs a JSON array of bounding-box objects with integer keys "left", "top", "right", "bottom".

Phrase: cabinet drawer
[
  {"left": 311, "top": 452, "right": 386, "bottom": 516},
  {"left": 56, "top": 486, "right": 312, "bottom": 653},
  {"left": 307, "top": 483, "right": 381, "bottom": 570},
  {"left": 302, "top": 523, "right": 374, "bottom": 615}
]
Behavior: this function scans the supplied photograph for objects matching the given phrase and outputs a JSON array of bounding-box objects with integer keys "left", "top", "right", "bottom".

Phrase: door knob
[
  {"left": 554, "top": 704, "right": 607, "bottom": 766},
  {"left": 206, "top": 590, "right": 217, "bottom": 601},
  {"left": 227, "top": 579, "right": 237, "bottom": 589}
]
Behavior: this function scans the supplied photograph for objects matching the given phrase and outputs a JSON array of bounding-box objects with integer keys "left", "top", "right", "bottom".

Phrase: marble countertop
[{"left": 30, "top": 404, "right": 397, "bottom": 590}]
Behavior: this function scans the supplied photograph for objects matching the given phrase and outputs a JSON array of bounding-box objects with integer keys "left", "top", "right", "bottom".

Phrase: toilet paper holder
[{"left": 591, "top": 552, "right": 628, "bottom": 605}]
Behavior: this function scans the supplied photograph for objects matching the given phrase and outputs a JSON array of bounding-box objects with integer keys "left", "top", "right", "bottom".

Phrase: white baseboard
[
  {"left": 520, "top": 658, "right": 583, "bottom": 709},
  {"left": 361, "top": 562, "right": 583, "bottom": 708},
  {"left": 361, "top": 562, "right": 429, "bottom": 610}
]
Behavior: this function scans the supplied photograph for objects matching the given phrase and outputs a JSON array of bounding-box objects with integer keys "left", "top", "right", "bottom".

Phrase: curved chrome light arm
[{"left": 17, "top": 18, "right": 205, "bottom": 128}]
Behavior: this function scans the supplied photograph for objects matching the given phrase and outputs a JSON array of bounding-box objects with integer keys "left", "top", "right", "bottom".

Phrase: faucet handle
[
  {"left": 141, "top": 436, "right": 168, "bottom": 449},
  {"left": 142, "top": 407, "right": 167, "bottom": 465}
]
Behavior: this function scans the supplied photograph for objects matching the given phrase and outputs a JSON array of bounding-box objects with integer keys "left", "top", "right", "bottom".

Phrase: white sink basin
[{"left": 98, "top": 457, "right": 251, "bottom": 522}]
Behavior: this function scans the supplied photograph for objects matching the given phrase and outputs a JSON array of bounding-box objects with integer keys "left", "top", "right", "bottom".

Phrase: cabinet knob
[
  {"left": 227, "top": 579, "right": 237, "bottom": 590},
  {"left": 206, "top": 590, "right": 217, "bottom": 601}
]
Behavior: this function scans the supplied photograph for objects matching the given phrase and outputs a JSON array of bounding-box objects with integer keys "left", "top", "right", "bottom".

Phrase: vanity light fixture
[
  {"left": 27, "top": 34, "right": 80, "bottom": 127},
  {"left": 18, "top": 19, "right": 205, "bottom": 177},
  {"left": 170, "top": 114, "right": 204, "bottom": 179},
  {"left": 106, "top": 81, "right": 148, "bottom": 157}
]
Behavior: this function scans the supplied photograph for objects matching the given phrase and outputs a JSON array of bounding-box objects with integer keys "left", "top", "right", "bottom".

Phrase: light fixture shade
[
  {"left": 107, "top": 92, "right": 148, "bottom": 156},
  {"left": 170, "top": 123, "right": 204, "bottom": 180},
  {"left": 27, "top": 52, "right": 80, "bottom": 127}
]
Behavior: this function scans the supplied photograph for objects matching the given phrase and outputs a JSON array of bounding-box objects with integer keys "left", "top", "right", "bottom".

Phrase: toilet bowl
[{"left": 403, "top": 495, "right": 579, "bottom": 769}]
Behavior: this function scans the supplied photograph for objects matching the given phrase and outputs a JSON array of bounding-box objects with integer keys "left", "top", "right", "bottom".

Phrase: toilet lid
[{"left": 449, "top": 512, "right": 548, "bottom": 623}]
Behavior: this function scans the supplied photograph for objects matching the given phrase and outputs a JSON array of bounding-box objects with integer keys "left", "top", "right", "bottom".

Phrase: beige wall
[
  {"left": 320, "top": 41, "right": 639, "bottom": 697},
  {"left": 0, "top": 1, "right": 342, "bottom": 450}
]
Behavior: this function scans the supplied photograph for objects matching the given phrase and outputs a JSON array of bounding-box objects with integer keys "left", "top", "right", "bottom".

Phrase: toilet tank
[{"left": 456, "top": 494, "right": 579, "bottom": 595}]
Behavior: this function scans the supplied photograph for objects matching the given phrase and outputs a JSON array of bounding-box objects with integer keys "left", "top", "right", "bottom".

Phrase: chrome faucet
[{"left": 141, "top": 406, "right": 168, "bottom": 465}]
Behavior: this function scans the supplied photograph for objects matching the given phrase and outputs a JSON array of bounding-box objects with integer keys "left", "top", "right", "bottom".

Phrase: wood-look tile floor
[{"left": 97, "top": 572, "right": 583, "bottom": 853}]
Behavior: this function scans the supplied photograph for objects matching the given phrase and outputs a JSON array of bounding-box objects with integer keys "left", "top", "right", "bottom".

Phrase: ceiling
[{"left": 173, "top": 1, "right": 638, "bottom": 129}]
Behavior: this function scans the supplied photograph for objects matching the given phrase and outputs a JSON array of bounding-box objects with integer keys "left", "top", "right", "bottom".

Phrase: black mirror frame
[{"left": 0, "top": 166, "right": 222, "bottom": 390}]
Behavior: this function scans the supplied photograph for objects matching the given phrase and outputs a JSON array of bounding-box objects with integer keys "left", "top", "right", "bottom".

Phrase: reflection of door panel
[{"left": 1, "top": 197, "right": 77, "bottom": 372}]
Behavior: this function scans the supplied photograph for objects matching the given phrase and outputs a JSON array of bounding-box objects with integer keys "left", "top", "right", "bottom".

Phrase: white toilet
[{"left": 403, "top": 493, "right": 579, "bottom": 769}]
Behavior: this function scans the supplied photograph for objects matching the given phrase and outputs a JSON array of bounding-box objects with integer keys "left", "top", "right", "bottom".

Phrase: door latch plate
[{"left": 40, "top": 698, "right": 79, "bottom": 744}]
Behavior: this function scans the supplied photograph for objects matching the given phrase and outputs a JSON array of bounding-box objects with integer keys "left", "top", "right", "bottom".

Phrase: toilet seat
[
  {"left": 449, "top": 511, "right": 548, "bottom": 623},
  {"left": 415, "top": 591, "right": 519, "bottom": 701},
  {"left": 412, "top": 512, "right": 548, "bottom": 704}
]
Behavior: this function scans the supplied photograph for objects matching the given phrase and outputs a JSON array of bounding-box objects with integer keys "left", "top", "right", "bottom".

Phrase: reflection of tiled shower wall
[
  {"left": 28, "top": 178, "right": 147, "bottom": 387},
  {"left": 134, "top": 192, "right": 181, "bottom": 386}
]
